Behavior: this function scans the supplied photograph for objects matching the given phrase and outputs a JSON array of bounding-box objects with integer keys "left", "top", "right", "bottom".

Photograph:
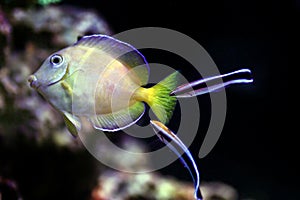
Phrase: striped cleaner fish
[{"left": 150, "top": 120, "right": 202, "bottom": 200}]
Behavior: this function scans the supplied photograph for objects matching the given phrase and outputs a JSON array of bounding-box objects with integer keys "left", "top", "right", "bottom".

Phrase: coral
[
  {"left": 0, "top": 0, "right": 62, "bottom": 8},
  {"left": 11, "top": 5, "right": 112, "bottom": 46},
  {"left": 201, "top": 182, "right": 238, "bottom": 200},
  {"left": 37, "top": 0, "right": 61, "bottom": 6},
  {"left": 0, "top": 6, "right": 11, "bottom": 68},
  {"left": 91, "top": 170, "right": 239, "bottom": 200},
  {"left": 91, "top": 170, "right": 196, "bottom": 200}
]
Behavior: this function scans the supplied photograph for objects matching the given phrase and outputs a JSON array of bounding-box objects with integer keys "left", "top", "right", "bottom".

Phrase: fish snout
[{"left": 28, "top": 75, "right": 39, "bottom": 89}]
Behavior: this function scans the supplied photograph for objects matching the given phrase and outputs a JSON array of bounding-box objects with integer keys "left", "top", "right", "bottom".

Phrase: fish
[
  {"left": 28, "top": 34, "right": 253, "bottom": 200},
  {"left": 28, "top": 34, "right": 179, "bottom": 137},
  {"left": 28, "top": 34, "right": 253, "bottom": 138},
  {"left": 150, "top": 120, "right": 202, "bottom": 200},
  {"left": 171, "top": 68, "right": 253, "bottom": 97}
]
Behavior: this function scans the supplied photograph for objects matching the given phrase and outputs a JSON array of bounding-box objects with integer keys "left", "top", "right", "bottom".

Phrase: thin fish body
[
  {"left": 171, "top": 68, "right": 253, "bottom": 97},
  {"left": 150, "top": 120, "right": 202, "bottom": 200}
]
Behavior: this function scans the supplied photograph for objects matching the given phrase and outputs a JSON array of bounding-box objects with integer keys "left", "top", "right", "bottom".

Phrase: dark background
[
  {"left": 71, "top": 0, "right": 292, "bottom": 199},
  {"left": 1, "top": 0, "right": 294, "bottom": 199},
  {"left": 70, "top": 0, "right": 292, "bottom": 199}
]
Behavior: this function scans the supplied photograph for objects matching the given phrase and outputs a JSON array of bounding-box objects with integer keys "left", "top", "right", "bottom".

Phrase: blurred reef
[
  {"left": 0, "top": 4, "right": 112, "bottom": 144},
  {"left": 1, "top": 3, "right": 241, "bottom": 200},
  {"left": 91, "top": 170, "right": 238, "bottom": 200}
]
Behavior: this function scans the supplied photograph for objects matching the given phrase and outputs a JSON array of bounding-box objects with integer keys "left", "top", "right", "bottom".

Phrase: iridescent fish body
[{"left": 28, "top": 35, "right": 178, "bottom": 137}]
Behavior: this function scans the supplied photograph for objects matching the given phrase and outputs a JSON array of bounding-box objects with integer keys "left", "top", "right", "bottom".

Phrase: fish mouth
[
  {"left": 28, "top": 75, "right": 40, "bottom": 89},
  {"left": 28, "top": 74, "right": 59, "bottom": 90},
  {"left": 28, "top": 71, "right": 66, "bottom": 89},
  {"left": 27, "top": 74, "right": 65, "bottom": 89}
]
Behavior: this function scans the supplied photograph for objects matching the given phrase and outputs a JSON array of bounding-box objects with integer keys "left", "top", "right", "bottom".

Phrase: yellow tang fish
[{"left": 28, "top": 35, "right": 178, "bottom": 137}]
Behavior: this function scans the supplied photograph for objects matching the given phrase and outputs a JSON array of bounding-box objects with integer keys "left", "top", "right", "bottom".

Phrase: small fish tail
[{"left": 147, "top": 71, "right": 179, "bottom": 124}]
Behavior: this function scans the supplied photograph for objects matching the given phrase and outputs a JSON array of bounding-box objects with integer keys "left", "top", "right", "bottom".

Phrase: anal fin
[{"left": 90, "top": 102, "right": 145, "bottom": 132}]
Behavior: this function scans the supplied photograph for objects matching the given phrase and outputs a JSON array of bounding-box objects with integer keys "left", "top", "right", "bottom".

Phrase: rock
[
  {"left": 11, "top": 5, "right": 112, "bottom": 46},
  {"left": 201, "top": 181, "right": 238, "bottom": 200},
  {"left": 91, "top": 170, "right": 240, "bottom": 200},
  {"left": 91, "top": 170, "right": 197, "bottom": 200},
  {"left": 0, "top": 5, "right": 112, "bottom": 147},
  {"left": 0, "top": 6, "right": 11, "bottom": 68}
]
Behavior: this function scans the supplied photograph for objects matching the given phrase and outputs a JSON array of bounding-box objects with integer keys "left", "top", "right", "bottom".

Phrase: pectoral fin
[{"left": 62, "top": 112, "right": 81, "bottom": 137}]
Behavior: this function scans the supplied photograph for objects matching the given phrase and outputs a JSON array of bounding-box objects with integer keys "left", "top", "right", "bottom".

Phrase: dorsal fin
[{"left": 74, "top": 34, "right": 149, "bottom": 85}]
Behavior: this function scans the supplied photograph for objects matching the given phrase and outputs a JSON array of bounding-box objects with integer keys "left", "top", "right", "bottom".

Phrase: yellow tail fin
[{"left": 146, "top": 71, "right": 178, "bottom": 124}]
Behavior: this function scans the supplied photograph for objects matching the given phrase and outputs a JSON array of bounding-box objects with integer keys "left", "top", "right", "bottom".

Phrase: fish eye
[{"left": 50, "top": 54, "right": 63, "bottom": 66}]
